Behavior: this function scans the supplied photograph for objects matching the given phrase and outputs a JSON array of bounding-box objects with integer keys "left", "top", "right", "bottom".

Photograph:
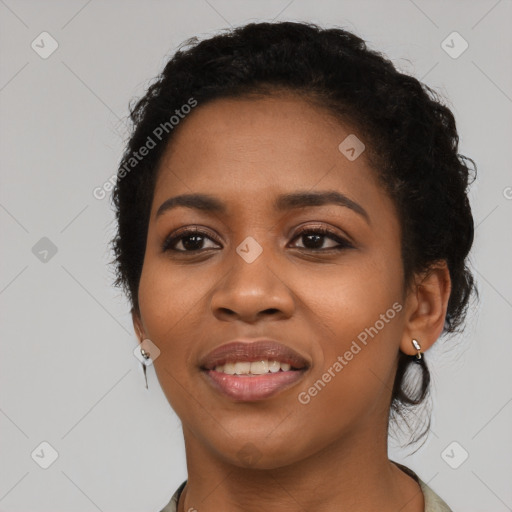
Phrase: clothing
[
  {"left": 160, "top": 461, "right": 453, "bottom": 512},
  {"left": 393, "top": 461, "right": 453, "bottom": 512}
]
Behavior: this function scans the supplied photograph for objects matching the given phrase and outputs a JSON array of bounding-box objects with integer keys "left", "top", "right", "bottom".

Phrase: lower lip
[{"left": 202, "top": 369, "right": 307, "bottom": 401}]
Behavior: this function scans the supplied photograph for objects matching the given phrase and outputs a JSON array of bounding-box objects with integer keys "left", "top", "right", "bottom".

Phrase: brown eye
[
  {"left": 290, "top": 227, "right": 353, "bottom": 251},
  {"left": 163, "top": 228, "right": 221, "bottom": 252},
  {"left": 162, "top": 225, "right": 353, "bottom": 254}
]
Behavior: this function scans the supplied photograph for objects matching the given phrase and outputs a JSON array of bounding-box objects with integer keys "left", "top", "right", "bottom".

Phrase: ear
[
  {"left": 400, "top": 261, "right": 451, "bottom": 356},
  {"left": 131, "top": 307, "right": 147, "bottom": 343}
]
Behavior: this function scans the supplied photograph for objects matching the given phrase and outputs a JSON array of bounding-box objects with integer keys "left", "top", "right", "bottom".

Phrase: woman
[{"left": 111, "top": 21, "right": 476, "bottom": 512}]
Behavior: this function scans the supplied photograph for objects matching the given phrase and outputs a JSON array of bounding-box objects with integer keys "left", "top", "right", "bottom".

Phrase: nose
[{"left": 210, "top": 249, "right": 295, "bottom": 324}]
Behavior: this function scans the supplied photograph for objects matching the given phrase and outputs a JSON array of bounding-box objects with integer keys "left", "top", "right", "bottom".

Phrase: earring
[
  {"left": 140, "top": 347, "right": 151, "bottom": 389},
  {"left": 411, "top": 339, "right": 423, "bottom": 364}
]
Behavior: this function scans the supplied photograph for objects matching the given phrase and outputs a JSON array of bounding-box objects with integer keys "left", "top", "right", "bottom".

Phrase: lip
[
  {"left": 203, "top": 369, "right": 307, "bottom": 401},
  {"left": 199, "top": 339, "right": 311, "bottom": 402},
  {"left": 199, "top": 339, "right": 310, "bottom": 370}
]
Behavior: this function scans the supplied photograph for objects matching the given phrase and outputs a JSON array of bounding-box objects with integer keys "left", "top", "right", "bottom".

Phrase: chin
[{"left": 210, "top": 434, "right": 315, "bottom": 470}]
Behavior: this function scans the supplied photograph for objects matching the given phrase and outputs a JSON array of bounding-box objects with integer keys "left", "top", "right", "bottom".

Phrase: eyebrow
[{"left": 156, "top": 190, "right": 370, "bottom": 223}]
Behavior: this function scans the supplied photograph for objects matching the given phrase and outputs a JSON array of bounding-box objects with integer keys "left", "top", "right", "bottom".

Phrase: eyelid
[
  {"left": 289, "top": 225, "right": 353, "bottom": 249},
  {"left": 288, "top": 221, "right": 354, "bottom": 244},
  {"left": 162, "top": 226, "right": 222, "bottom": 251},
  {"left": 163, "top": 223, "right": 354, "bottom": 253}
]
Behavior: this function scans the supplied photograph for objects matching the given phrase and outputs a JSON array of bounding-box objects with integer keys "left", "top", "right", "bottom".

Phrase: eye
[
  {"left": 162, "top": 227, "right": 221, "bottom": 253},
  {"left": 162, "top": 225, "right": 353, "bottom": 254},
  {"left": 289, "top": 226, "right": 353, "bottom": 251}
]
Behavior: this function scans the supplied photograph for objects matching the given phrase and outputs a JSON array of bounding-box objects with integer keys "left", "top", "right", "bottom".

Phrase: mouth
[{"left": 199, "top": 339, "right": 310, "bottom": 401}]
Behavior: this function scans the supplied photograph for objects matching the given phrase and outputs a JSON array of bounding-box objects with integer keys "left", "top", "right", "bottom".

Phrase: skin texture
[{"left": 132, "top": 94, "right": 451, "bottom": 512}]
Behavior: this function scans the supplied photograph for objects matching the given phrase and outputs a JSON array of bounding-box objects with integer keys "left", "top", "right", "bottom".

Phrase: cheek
[
  {"left": 137, "top": 259, "right": 221, "bottom": 405},
  {"left": 138, "top": 258, "right": 213, "bottom": 341},
  {"left": 137, "top": 221, "right": 405, "bottom": 433},
  {"left": 293, "top": 254, "right": 404, "bottom": 419},
  {"left": 293, "top": 249, "right": 403, "bottom": 346},
  {"left": 137, "top": 264, "right": 197, "bottom": 417}
]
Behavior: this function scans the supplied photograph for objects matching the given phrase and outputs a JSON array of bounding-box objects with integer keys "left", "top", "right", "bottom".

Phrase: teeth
[
  {"left": 250, "top": 360, "right": 268, "bottom": 374},
  {"left": 223, "top": 362, "right": 236, "bottom": 374},
  {"left": 234, "top": 362, "right": 251, "bottom": 374},
  {"left": 213, "top": 360, "right": 295, "bottom": 375},
  {"left": 268, "top": 360, "right": 280, "bottom": 373}
]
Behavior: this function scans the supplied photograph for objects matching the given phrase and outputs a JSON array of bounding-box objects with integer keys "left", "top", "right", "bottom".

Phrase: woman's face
[{"left": 134, "top": 94, "right": 410, "bottom": 468}]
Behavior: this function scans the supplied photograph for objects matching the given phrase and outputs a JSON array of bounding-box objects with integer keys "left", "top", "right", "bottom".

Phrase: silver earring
[
  {"left": 140, "top": 347, "right": 151, "bottom": 389},
  {"left": 411, "top": 339, "right": 423, "bottom": 364}
]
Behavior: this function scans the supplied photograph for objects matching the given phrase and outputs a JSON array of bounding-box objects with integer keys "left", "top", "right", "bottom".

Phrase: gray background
[{"left": 1, "top": 1, "right": 511, "bottom": 511}]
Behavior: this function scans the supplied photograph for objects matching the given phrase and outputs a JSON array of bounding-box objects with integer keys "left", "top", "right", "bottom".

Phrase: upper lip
[{"left": 199, "top": 339, "right": 310, "bottom": 370}]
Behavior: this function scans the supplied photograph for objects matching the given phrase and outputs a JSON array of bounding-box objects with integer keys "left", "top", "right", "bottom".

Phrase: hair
[{"left": 110, "top": 21, "right": 477, "bottom": 446}]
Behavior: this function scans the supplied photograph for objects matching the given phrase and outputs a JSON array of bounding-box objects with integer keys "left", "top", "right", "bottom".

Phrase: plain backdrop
[{"left": 1, "top": 1, "right": 511, "bottom": 511}]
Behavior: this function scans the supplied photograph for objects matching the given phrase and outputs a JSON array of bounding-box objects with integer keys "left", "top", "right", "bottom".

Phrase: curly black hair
[{"left": 110, "top": 21, "right": 477, "bottom": 446}]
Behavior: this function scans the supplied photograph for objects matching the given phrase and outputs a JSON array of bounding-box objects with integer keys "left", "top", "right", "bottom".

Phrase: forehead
[
  {"left": 159, "top": 94, "right": 348, "bottom": 171},
  {"left": 152, "top": 94, "right": 385, "bottom": 218}
]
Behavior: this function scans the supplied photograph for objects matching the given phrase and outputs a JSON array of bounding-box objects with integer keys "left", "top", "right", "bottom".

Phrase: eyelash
[{"left": 162, "top": 226, "right": 353, "bottom": 253}]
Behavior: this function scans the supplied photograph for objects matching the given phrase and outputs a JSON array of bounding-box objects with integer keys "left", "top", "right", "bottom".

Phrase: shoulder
[
  {"left": 418, "top": 479, "right": 454, "bottom": 512},
  {"left": 159, "top": 480, "right": 187, "bottom": 512},
  {"left": 392, "top": 461, "right": 454, "bottom": 512},
  {"left": 159, "top": 470, "right": 454, "bottom": 512}
]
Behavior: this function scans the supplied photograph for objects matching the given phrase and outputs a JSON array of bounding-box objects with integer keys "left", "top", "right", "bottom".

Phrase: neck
[{"left": 178, "top": 421, "right": 424, "bottom": 512}]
